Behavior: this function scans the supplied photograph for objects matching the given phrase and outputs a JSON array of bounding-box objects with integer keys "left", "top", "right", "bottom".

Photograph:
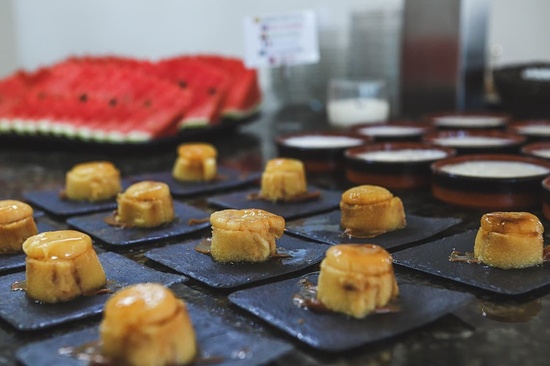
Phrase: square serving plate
[
  {"left": 145, "top": 234, "right": 330, "bottom": 289},
  {"left": 392, "top": 230, "right": 550, "bottom": 296},
  {"left": 128, "top": 167, "right": 261, "bottom": 198},
  {"left": 285, "top": 210, "right": 462, "bottom": 250},
  {"left": 229, "top": 272, "right": 474, "bottom": 352},
  {"left": 207, "top": 186, "right": 341, "bottom": 220},
  {"left": 67, "top": 201, "right": 210, "bottom": 247},
  {"left": 16, "top": 301, "right": 292, "bottom": 366},
  {"left": 0, "top": 252, "right": 186, "bottom": 331}
]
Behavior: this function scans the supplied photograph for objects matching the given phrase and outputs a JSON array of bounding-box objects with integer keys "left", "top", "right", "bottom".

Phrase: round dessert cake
[
  {"left": 65, "top": 161, "right": 121, "bottom": 202},
  {"left": 116, "top": 181, "right": 174, "bottom": 228},
  {"left": 474, "top": 211, "right": 544, "bottom": 269},
  {"left": 22, "top": 230, "right": 106, "bottom": 303},
  {"left": 0, "top": 200, "right": 38, "bottom": 253},
  {"left": 260, "top": 158, "right": 307, "bottom": 202},
  {"left": 100, "top": 283, "right": 197, "bottom": 366},
  {"left": 210, "top": 208, "right": 285, "bottom": 263},
  {"left": 317, "top": 244, "right": 399, "bottom": 318},
  {"left": 340, "top": 185, "right": 406, "bottom": 237},
  {"left": 172, "top": 142, "right": 218, "bottom": 182}
]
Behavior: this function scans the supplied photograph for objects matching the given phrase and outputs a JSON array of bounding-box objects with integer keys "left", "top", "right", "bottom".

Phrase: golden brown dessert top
[
  {"left": 210, "top": 208, "right": 285, "bottom": 235},
  {"left": 67, "top": 161, "right": 120, "bottom": 178},
  {"left": 340, "top": 185, "right": 394, "bottom": 205},
  {"left": 264, "top": 158, "right": 304, "bottom": 173},
  {"left": 323, "top": 244, "right": 393, "bottom": 274},
  {"left": 103, "top": 283, "right": 182, "bottom": 325},
  {"left": 0, "top": 200, "right": 34, "bottom": 224},
  {"left": 120, "top": 181, "right": 171, "bottom": 201},
  {"left": 22, "top": 230, "right": 92, "bottom": 260},
  {"left": 480, "top": 211, "right": 543, "bottom": 235},
  {"left": 177, "top": 143, "right": 217, "bottom": 159}
]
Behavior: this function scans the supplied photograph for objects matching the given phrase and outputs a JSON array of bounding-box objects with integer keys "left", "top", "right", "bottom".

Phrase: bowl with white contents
[
  {"left": 423, "top": 130, "right": 526, "bottom": 155},
  {"left": 276, "top": 131, "right": 370, "bottom": 174},
  {"left": 508, "top": 120, "right": 550, "bottom": 142},
  {"left": 351, "top": 121, "right": 432, "bottom": 142},
  {"left": 345, "top": 142, "right": 456, "bottom": 189},
  {"left": 424, "top": 111, "right": 510, "bottom": 130},
  {"left": 521, "top": 142, "right": 550, "bottom": 160},
  {"left": 431, "top": 154, "right": 550, "bottom": 210}
]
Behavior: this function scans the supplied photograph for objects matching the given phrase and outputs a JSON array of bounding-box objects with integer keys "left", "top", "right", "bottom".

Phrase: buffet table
[{"left": 0, "top": 104, "right": 548, "bottom": 366}]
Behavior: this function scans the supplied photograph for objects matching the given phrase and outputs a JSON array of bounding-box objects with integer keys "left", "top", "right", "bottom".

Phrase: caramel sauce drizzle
[{"left": 450, "top": 245, "right": 550, "bottom": 264}]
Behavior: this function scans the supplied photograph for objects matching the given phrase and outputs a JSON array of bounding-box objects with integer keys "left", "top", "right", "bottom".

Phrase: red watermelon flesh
[
  {"left": 195, "top": 55, "right": 262, "bottom": 118},
  {"left": 154, "top": 57, "right": 230, "bottom": 128},
  {"left": 0, "top": 61, "right": 192, "bottom": 142}
]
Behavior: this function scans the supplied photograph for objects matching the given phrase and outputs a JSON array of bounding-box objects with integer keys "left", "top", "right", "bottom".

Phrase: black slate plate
[
  {"left": 16, "top": 302, "right": 292, "bottom": 366},
  {"left": 23, "top": 179, "right": 132, "bottom": 217},
  {"left": 0, "top": 220, "right": 60, "bottom": 275},
  {"left": 285, "top": 210, "right": 462, "bottom": 250},
  {"left": 0, "top": 251, "right": 186, "bottom": 331},
  {"left": 128, "top": 168, "right": 261, "bottom": 198},
  {"left": 207, "top": 187, "right": 341, "bottom": 220},
  {"left": 229, "top": 272, "right": 474, "bottom": 352},
  {"left": 392, "top": 230, "right": 550, "bottom": 295},
  {"left": 67, "top": 202, "right": 210, "bottom": 247},
  {"left": 145, "top": 234, "right": 330, "bottom": 289},
  {"left": 24, "top": 189, "right": 117, "bottom": 217}
]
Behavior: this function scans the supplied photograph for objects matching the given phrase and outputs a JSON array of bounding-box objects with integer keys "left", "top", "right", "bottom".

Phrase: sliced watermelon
[
  {"left": 154, "top": 56, "right": 230, "bottom": 128},
  {"left": 195, "top": 55, "right": 262, "bottom": 119},
  {"left": 0, "top": 60, "right": 192, "bottom": 142}
]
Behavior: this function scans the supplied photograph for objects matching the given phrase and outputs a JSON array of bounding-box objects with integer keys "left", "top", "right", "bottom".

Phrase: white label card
[{"left": 243, "top": 10, "right": 320, "bottom": 68}]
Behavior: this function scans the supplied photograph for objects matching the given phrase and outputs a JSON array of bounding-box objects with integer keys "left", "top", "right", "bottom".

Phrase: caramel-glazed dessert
[
  {"left": 116, "top": 181, "right": 174, "bottom": 228},
  {"left": 210, "top": 208, "right": 285, "bottom": 262},
  {"left": 474, "top": 211, "right": 544, "bottom": 269},
  {"left": 22, "top": 230, "right": 106, "bottom": 303},
  {"left": 0, "top": 200, "right": 38, "bottom": 253},
  {"left": 172, "top": 142, "right": 217, "bottom": 182},
  {"left": 340, "top": 185, "right": 406, "bottom": 237},
  {"left": 260, "top": 158, "right": 307, "bottom": 202},
  {"left": 317, "top": 244, "right": 399, "bottom": 319},
  {"left": 65, "top": 161, "right": 122, "bottom": 202},
  {"left": 100, "top": 283, "right": 196, "bottom": 366}
]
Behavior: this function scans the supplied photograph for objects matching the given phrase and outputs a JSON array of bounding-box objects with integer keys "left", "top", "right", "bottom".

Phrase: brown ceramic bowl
[
  {"left": 521, "top": 142, "right": 550, "bottom": 160},
  {"left": 424, "top": 111, "right": 510, "bottom": 130},
  {"left": 431, "top": 154, "right": 550, "bottom": 210},
  {"left": 423, "top": 130, "right": 526, "bottom": 155},
  {"left": 276, "top": 131, "right": 370, "bottom": 174},
  {"left": 350, "top": 121, "right": 432, "bottom": 142},
  {"left": 344, "top": 142, "right": 456, "bottom": 189},
  {"left": 541, "top": 176, "right": 550, "bottom": 220},
  {"left": 508, "top": 119, "right": 550, "bottom": 142}
]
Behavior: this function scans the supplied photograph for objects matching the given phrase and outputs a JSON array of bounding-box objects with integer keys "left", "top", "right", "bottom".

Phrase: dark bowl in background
[
  {"left": 350, "top": 121, "right": 432, "bottom": 142},
  {"left": 508, "top": 119, "right": 550, "bottom": 142},
  {"left": 345, "top": 142, "right": 456, "bottom": 190},
  {"left": 276, "top": 131, "right": 370, "bottom": 174},
  {"left": 423, "top": 111, "right": 510, "bottom": 131},
  {"left": 423, "top": 130, "right": 526, "bottom": 155},
  {"left": 493, "top": 62, "right": 550, "bottom": 119},
  {"left": 431, "top": 154, "right": 550, "bottom": 210}
]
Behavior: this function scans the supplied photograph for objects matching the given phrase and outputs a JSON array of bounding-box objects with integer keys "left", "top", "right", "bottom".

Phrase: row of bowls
[{"left": 275, "top": 112, "right": 550, "bottom": 214}]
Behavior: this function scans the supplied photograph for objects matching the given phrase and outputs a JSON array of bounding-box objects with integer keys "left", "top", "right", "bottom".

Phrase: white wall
[{"left": 1, "top": 0, "right": 549, "bottom": 77}]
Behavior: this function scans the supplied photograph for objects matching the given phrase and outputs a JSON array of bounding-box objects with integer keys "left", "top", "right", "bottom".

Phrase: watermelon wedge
[
  {"left": 0, "top": 60, "right": 192, "bottom": 142},
  {"left": 154, "top": 56, "right": 230, "bottom": 128},
  {"left": 0, "top": 53, "right": 262, "bottom": 143},
  {"left": 195, "top": 55, "right": 262, "bottom": 119}
]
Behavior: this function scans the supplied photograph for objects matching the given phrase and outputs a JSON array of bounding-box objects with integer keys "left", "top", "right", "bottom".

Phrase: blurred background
[{"left": 1, "top": 0, "right": 549, "bottom": 118}]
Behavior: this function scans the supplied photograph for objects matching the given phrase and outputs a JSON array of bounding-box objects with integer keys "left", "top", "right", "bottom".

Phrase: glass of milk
[{"left": 327, "top": 78, "right": 389, "bottom": 128}]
